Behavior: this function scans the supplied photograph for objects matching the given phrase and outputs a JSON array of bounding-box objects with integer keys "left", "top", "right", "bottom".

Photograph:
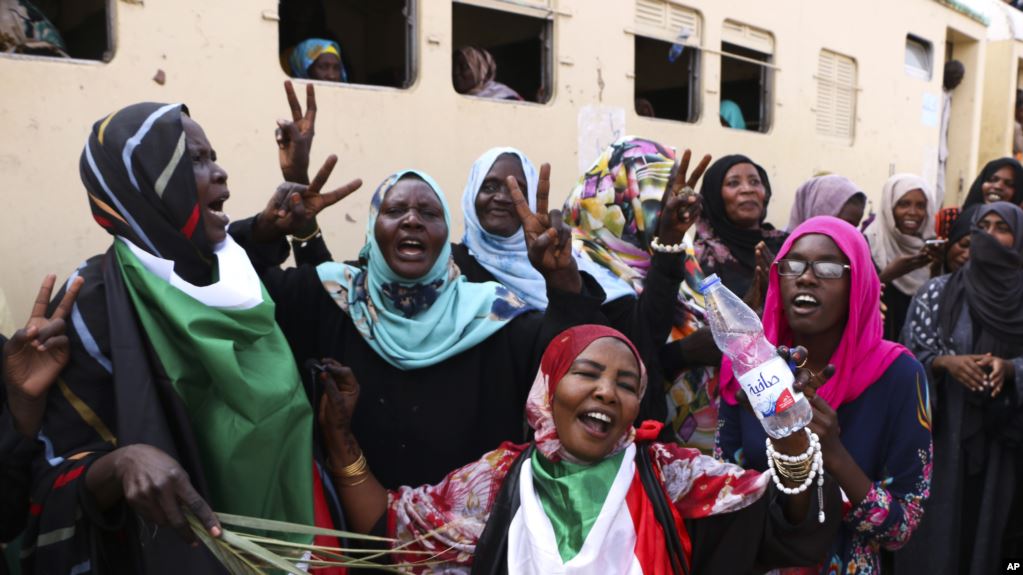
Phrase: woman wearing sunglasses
[{"left": 716, "top": 216, "right": 933, "bottom": 573}]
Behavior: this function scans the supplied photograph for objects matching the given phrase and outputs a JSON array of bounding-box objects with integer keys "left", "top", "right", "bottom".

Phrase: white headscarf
[
  {"left": 461, "top": 147, "right": 549, "bottom": 309},
  {"left": 461, "top": 147, "right": 635, "bottom": 309},
  {"left": 863, "top": 173, "right": 936, "bottom": 295}
]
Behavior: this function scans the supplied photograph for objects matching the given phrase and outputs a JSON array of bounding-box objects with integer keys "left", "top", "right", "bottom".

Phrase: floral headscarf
[{"left": 563, "top": 136, "right": 719, "bottom": 451}]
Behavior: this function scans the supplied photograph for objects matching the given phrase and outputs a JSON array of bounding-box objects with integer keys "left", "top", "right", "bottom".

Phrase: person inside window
[
  {"left": 288, "top": 38, "right": 348, "bottom": 82},
  {"left": 453, "top": 45, "right": 523, "bottom": 101}
]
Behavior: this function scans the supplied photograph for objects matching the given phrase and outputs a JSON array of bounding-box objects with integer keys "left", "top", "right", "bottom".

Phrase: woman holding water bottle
[{"left": 715, "top": 216, "right": 933, "bottom": 574}]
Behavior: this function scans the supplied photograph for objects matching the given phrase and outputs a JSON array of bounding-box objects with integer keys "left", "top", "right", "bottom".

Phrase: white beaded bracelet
[
  {"left": 650, "top": 236, "right": 686, "bottom": 253},
  {"left": 766, "top": 428, "right": 827, "bottom": 523}
]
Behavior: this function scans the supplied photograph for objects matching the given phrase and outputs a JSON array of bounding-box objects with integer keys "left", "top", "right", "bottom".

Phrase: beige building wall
[{"left": 0, "top": 0, "right": 1003, "bottom": 321}]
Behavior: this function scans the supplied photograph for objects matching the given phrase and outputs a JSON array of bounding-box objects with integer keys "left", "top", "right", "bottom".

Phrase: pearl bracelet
[
  {"left": 765, "top": 428, "right": 827, "bottom": 523},
  {"left": 650, "top": 236, "right": 686, "bottom": 254}
]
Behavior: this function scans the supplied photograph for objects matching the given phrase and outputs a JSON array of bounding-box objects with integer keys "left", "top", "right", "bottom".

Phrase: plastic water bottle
[{"left": 700, "top": 274, "right": 812, "bottom": 438}]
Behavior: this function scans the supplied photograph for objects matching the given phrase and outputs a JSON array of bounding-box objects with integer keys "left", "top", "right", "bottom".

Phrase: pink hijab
[{"left": 719, "top": 216, "right": 908, "bottom": 409}]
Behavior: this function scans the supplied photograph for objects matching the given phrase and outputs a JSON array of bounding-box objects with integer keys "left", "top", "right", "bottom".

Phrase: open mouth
[
  {"left": 900, "top": 219, "right": 920, "bottom": 231},
  {"left": 578, "top": 410, "right": 613, "bottom": 438},
  {"left": 986, "top": 192, "right": 1005, "bottom": 203},
  {"left": 396, "top": 238, "right": 426, "bottom": 258},
  {"left": 791, "top": 293, "right": 821, "bottom": 314},
  {"left": 204, "top": 193, "right": 230, "bottom": 228}
]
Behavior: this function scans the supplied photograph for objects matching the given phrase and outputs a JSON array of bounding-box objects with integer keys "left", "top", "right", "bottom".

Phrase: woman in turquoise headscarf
[{"left": 231, "top": 163, "right": 617, "bottom": 491}]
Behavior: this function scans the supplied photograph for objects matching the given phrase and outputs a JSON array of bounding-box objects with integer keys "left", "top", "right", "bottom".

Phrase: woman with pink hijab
[{"left": 716, "top": 216, "right": 933, "bottom": 573}]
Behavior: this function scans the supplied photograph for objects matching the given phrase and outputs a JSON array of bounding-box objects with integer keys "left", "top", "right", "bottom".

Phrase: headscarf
[
  {"left": 461, "top": 147, "right": 545, "bottom": 308},
  {"left": 562, "top": 137, "right": 719, "bottom": 451},
  {"left": 288, "top": 38, "right": 348, "bottom": 82},
  {"left": 934, "top": 206, "right": 961, "bottom": 240},
  {"left": 720, "top": 217, "right": 909, "bottom": 409},
  {"left": 81, "top": 102, "right": 215, "bottom": 285},
  {"left": 786, "top": 175, "right": 864, "bottom": 231},
  {"left": 719, "top": 100, "right": 747, "bottom": 130},
  {"left": 938, "top": 202, "right": 1023, "bottom": 358},
  {"left": 947, "top": 206, "right": 977, "bottom": 245},
  {"left": 80, "top": 103, "right": 316, "bottom": 532},
  {"left": 562, "top": 136, "right": 691, "bottom": 303},
  {"left": 525, "top": 325, "right": 647, "bottom": 464},
  {"left": 317, "top": 170, "right": 529, "bottom": 370},
  {"left": 695, "top": 154, "right": 787, "bottom": 295},
  {"left": 863, "top": 173, "right": 936, "bottom": 295},
  {"left": 962, "top": 157, "right": 1023, "bottom": 209},
  {"left": 454, "top": 46, "right": 523, "bottom": 100}
]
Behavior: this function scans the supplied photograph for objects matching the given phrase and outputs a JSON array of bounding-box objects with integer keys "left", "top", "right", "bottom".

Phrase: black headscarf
[
  {"left": 698, "top": 154, "right": 785, "bottom": 269},
  {"left": 80, "top": 102, "right": 215, "bottom": 285},
  {"left": 939, "top": 202, "right": 1023, "bottom": 358},
  {"left": 962, "top": 157, "right": 1023, "bottom": 209}
]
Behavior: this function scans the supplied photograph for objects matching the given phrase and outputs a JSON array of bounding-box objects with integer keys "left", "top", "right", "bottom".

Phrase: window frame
[
  {"left": 0, "top": 0, "right": 118, "bottom": 65},
  {"left": 631, "top": 0, "right": 703, "bottom": 124},
  {"left": 905, "top": 34, "right": 933, "bottom": 81},
  {"left": 278, "top": 0, "right": 419, "bottom": 91},
  {"left": 815, "top": 48, "right": 858, "bottom": 144},
  {"left": 718, "top": 20, "right": 776, "bottom": 134},
  {"left": 451, "top": 0, "right": 556, "bottom": 105}
]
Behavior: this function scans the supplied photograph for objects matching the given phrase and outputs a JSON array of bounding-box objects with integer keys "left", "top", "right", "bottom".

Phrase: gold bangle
[
  {"left": 339, "top": 474, "right": 370, "bottom": 488},
  {"left": 291, "top": 225, "right": 321, "bottom": 243},
  {"left": 329, "top": 453, "right": 368, "bottom": 479}
]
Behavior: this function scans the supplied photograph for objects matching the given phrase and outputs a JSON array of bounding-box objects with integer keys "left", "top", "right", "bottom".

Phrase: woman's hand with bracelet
[
  {"left": 317, "top": 358, "right": 389, "bottom": 534},
  {"left": 317, "top": 358, "right": 362, "bottom": 470}
]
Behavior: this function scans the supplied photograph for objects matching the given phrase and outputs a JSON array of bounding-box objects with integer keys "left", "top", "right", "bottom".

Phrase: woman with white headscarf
[{"left": 864, "top": 173, "right": 940, "bottom": 340}]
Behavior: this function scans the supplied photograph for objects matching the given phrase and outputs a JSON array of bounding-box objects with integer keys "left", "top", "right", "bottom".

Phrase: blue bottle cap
[{"left": 699, "top": 274, "right": 721, "bottom": 294}]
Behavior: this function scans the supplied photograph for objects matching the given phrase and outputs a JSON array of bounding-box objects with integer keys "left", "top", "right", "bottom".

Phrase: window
[
  {"left": 815, "top": 49, "right": 857, "bottom": 142},
  {"left": 905, "top": 34, "right": 932, "bottom": 80},
  {"left": 632, "top": 0, "right": 701, "bottom": 122},
  {"left": 279, "top": 0, "right": 414, "bottom": 88},
  {"left": 0, "top": 0, "right": 114, "bottom": 61},
  {"left": 452, "top": 0, "right": 553, "bottom": 103},
  {"left": 720, "top": 20, "right": 774, "bottom": 133}
]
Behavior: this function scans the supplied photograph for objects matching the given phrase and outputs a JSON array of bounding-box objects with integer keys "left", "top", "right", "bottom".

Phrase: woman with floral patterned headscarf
[
  {"left": 562, "top": 137, "right": 720, "bottom": 452},
  {"left": 318, "top": 324, "right": 840, "bottom": 573}
]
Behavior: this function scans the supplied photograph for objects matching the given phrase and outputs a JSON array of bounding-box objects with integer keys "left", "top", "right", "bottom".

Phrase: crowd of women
[{"left": 1, "top": 80, "right": 1021, "bottom": 575}]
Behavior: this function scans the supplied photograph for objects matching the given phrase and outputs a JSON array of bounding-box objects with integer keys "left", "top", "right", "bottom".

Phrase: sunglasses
[{"left": 775, "top": 259, "right": 851, "bottom": 280}]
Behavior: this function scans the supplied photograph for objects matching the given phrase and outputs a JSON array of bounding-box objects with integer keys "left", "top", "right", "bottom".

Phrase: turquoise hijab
[{"left": 317, "top": 170, "right": 529, "bottom": 370}]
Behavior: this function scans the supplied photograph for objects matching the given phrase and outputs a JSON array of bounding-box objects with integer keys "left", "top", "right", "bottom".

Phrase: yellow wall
[{"left": 0, "top": 0, "right": 1002, "bottom": 321}]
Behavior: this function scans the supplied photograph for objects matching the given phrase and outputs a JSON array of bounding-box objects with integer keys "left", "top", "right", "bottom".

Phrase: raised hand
[
  {"left": 4, "top": 274, "right": 84, "bottom": 436},
  {"left": 656, "top": 149, "right": 712, "bottom": 246},
  {"left": 506, "top": 164, "right": 582, "bottom": 293},
  {"left": 253, "top": 155, "right": 363, "bottom": 242},
  {"left": 276, "top": 80, "right": 317, "bottom": 184},
  {"left": 317, "top": 358, "right": 362, "bottom": 466}
]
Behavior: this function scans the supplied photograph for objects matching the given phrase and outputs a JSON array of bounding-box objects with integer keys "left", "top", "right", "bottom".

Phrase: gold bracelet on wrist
[
  {"left": 329, "top": 453, "right": 369, "bottom": 487},
  {"left": 291, "top": 224, "right": 321, "bottom": 243}
]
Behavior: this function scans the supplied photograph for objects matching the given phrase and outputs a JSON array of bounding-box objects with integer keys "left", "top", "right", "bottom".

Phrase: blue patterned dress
[{"left": 717, "top": 353, "right": 933, "bottom": 574}]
